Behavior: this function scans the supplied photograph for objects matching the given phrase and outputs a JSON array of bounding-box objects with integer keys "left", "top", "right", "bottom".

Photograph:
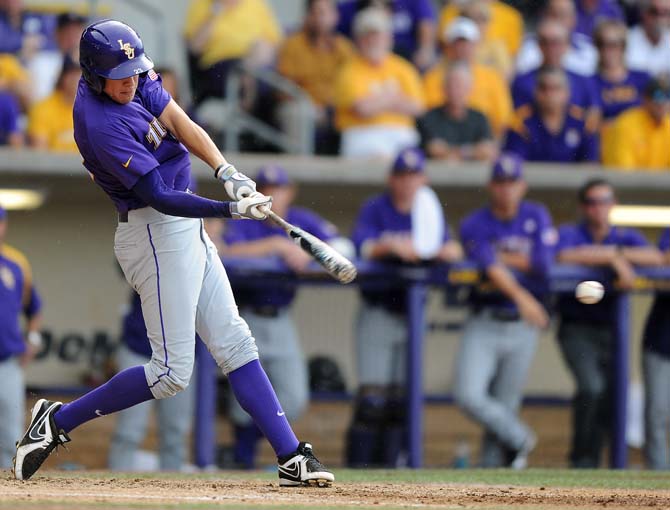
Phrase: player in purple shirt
[
  {"left": 555, "top": 178, "right": 662, "bottom": 468},
  {"left": 504, "top": 67, "right": 600, "bottom": 163},
  {"left": 642, "top": 228, "right": 670, "bottom": 469},
  {"left": 221, "top": 164, "right": 346, "bottom": 469},
  {"left": 455, "top": 153, "right": 555, "bottom": 468},
  {"left": 13, "top": 20, "right": 333, "bottom": 487},
  {"left": 0, "top": 205, "right": 43, "bottom": 469},
  {"left": 347, "top": 147, "right": 462, "bottom": 467},
  {"left": 336, "top": 0, "right": 437, "bottom": 69}
]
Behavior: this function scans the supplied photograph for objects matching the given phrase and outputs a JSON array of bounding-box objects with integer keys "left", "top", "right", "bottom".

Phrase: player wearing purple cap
[
  {"left": 13, "top": 20, "right": 333, "bottom": 487},
  {"left": 347, "top": 147, "right": 462, "bottom": 467},
  {"left": 0, "top": 206, "right": 43, "bottom": 469},
  {"left": 642, "top": 227, "right": 670, "bottom": 469},
  {"left": 454, "top": 153, "right": 556, "bottom": 469},
  {"left": 555, "top": 179, "right": 661, "bottom": 468},
  {"left": 221, "top": 164, "right": 349, "bottom": 469}
]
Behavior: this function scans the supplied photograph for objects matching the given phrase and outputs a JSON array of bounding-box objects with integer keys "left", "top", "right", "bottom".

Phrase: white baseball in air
[{"left": 575, "top": 280, "right": 605, "bottom": 304}]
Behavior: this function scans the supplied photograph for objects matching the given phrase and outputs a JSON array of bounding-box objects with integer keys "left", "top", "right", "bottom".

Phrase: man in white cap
[
  {"left": 423, "top": 17, "right": 512, "bottom": 139},
  {"left": 334, "top": 6, "right": 425, "bottom": 158}
]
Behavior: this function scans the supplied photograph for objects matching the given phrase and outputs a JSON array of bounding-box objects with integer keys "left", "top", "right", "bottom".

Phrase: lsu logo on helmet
[{"left": 117, "top": 39, "right": 135, "bottom": 59}]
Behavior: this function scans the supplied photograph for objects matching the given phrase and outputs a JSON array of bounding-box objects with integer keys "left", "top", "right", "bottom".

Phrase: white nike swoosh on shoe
[
  {"left": 278, "top": 462, "right": 300, "bottom": 479},
  {"left": 27, "top": 403, "right": 58, "bottom": 442}
]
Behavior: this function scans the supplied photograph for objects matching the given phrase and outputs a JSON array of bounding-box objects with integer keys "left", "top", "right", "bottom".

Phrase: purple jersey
[
  {"left": 643, "top": 228, "right": 670, "bottom": 358},
  {"left": 0, "top": 91, "right": 20, "bottom": 145},
  {"left": 460, "top": 201, "right": 556, "bottom": 312},
  {"left": 352, "top": 192, "right": 451, "bottom": 312},
  {"left": 557, "top": 222, "right": 648, "bottom": 323},
  {"left": 0, "top": 246, "right": 41, "bottom": 360},
  {"left": 224, "top": 207, "right": 337, "bottom": 308},
  {"left": 503, "top": 107, "right": 599, "bottom": 162},
  {"left": 73, "top": 73, "right": 191, "bottom": 213},
  {"left": 512, "top": 69, "right": 600, "bottom": 110},
  {"left": 336, "top": 0, "right": 436, "bottom": 59},
  {"left": 575, "top": 0, "right": 624, "bottom": 38},
  {"left": 593, "top": 70, "right": 650, "bottom": 120}
]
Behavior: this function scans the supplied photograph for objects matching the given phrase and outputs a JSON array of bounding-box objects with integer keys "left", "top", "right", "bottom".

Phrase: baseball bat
[{"left": 260, "top": 207, "right": 357, "bottom": 284}]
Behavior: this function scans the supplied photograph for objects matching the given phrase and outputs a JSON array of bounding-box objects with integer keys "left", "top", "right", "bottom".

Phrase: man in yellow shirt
[
  {"left": 277, "top": 0, "right": 354, "bottom": 154},
  {"left": 423, "top": 17, "right": 512, "bottom": 138},
  {"left": 184, "top": 0, "right": 282, "bottom": 103},
  {"left": 334, "top": 7, "right": 425, "bottom": 158},
  {"left": 602, "top": 78, "right": 670, "bottom": 170},
  {"left": 27, "top": 59, "right": 79, "bottom": 152},
  {"left": 440, "top": 0, "right": 523, "bottom": 58}
]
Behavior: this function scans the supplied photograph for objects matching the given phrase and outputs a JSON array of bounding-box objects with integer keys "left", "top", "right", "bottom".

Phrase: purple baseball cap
[
  {"left": 0, "top": 205, "right": 6, "bottom": 221},
  {"left": 391, "top": 147, "right": 426, "bottom": 174},
  {"left": 255, "top": 164, "right": 291, "bottom": 187},
  {"left": 491, "top": 152, "right": 524, "bottom": 182}
]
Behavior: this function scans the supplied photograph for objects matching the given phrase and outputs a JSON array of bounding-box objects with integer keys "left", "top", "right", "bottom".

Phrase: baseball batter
[{"left": 13, "top": 20, "right": 333, "bottom": 487}]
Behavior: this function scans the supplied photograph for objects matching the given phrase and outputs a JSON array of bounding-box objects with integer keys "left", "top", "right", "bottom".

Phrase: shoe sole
[{"left": 279, "top": 478, "right": 333, "bottom": 488}]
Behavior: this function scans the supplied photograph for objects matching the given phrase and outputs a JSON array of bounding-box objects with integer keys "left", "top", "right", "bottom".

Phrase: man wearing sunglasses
[
  {"left": 602, "top": 77, "right": 670, "bottom": 169},
  {"left": 627, "top": 0, "right": 670, "bottom": 77},
  {"left": 555, "top": 178, "right": 662, "bottom": 468}
]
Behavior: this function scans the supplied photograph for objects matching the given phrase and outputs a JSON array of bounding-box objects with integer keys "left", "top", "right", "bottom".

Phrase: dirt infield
[{"left": 2, "top": 473, "right": 670, "bottom": 510}]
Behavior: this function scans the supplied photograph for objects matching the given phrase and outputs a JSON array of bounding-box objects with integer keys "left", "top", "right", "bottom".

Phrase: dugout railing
[{"left": 191, "top": 258, "right": 670, "bottom": 470}]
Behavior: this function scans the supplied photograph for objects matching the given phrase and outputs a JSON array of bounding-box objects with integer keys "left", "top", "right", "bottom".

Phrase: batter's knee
[
  {"left": 146, "top": 357, "right": 194, "bottom": 399},
  {"left": 216, "top": 335, "right": 259, "bottom": 375}
]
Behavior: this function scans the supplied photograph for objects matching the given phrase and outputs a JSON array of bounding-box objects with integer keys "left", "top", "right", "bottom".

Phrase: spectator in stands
[
  {"left": 423, "top": 17, "right": 512, "bottom": 139},
  {"left": 0, "top": 205, "right": 43, "bottom": 469},
  {"left": 0, "top": 0, "right": 55, "bottom": 57},
  {"left": 184, "top": 0, "right": 283, "bottom": 105},
  {"left": 108, "top": 292, "right": 195, "bottom": 472},
  {"left": 575, "top": 0, "right": 624, "bottom": 38},
  {"left": 440, "top": 0, "right": 524, "bottom": 59},
  {"left": 602, "top": 77, "right": 670, "bottom": 169},
  {"left": 417, "top": 61, "right": 495, "bottom": 162},
  {"left": 0, "top": 53, "right": 30, "bottom": 109},
  {"left": 511, "top": 20, "right": 600, "bottom": 117},
  {"left": 555, "top": 178, "right": 662, "bottom": 468},
  {"left": 460, "top": 0, "right": 513, "bottom": 80},
  {"left": 0, "top": 88, "right": 22, "bottom": 147},
  {"left": 334, "top": 7, "right": 424, "bottom": 158},
  {"left": 28, "top": 11, "right": 85, "bottom": 102},
  {"left": 220, "top": 164, "right": 350, "bottom": 468},
  {"left": 516, "top": 0, "right": 598, "bottom": 77},
  {"left": 504, "top": 67, "right": 599, "bottom": 163},
  {"left": 455, "top": 153, "right": 555, "bottom": 469},
  {"left": 641, "top": 227, "right": 670, "bottom": 470},
  {"left": 335, "top": 0, "right": 438, "bottom": 71},
  {"left": 277, "top": 0, "right": 354, "bottom": 155},
  {"left": 626, "top": 0, "right": 670, "bottom": 77},
  {"left": 27, "top": 58, "right": 79, "bottom": 152},
  {"left": 347, "top": 147, "right": 462, "bottom": 467}
]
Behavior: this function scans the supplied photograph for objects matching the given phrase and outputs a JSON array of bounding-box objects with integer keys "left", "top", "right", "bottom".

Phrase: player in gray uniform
[
  {"left": 0, "top": 205, "right": 43, "bottom": 468},
  {"left": 222, "top": 164, "right": 347, "bottom": 468},
  {"left": 455, "top": 154, "right": 555, "bottom": 469},
  {"left": 13, "top": 20, "right": 333, "bottom": 487},
  {"left": 348, "top": 148, "right": 462, "bottom": 466}
]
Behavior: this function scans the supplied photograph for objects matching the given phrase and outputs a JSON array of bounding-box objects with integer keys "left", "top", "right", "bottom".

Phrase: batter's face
[{"left": 104, "top": 75, "right": 139, "bottom": 104}]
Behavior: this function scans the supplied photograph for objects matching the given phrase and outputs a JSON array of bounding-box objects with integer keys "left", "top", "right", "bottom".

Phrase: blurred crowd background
[{"left": 3, "top": 0, "right": 670, "bottom": 476}]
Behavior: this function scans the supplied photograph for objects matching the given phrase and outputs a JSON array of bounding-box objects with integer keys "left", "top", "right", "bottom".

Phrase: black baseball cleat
[
  {"left": 13, "top": 399, "right": 70, "bottom": 480},
  {"left": 277, "top": 442, "right": 334, "bottom": 487}
]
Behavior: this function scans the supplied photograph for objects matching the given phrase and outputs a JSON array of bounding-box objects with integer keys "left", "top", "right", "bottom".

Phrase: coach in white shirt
[{"left": 626, "top": 0, "right": 670, "bottom": 77}]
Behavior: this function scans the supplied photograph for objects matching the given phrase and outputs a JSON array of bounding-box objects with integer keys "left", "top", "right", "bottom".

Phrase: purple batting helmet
[{"left": 79, "top": 19, "right": 154, "bottom": 94}]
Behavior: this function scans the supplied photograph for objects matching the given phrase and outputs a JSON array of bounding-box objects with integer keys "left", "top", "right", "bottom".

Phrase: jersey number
[{"left": 146, "top": 118, "right": 168, "bottom": 150}]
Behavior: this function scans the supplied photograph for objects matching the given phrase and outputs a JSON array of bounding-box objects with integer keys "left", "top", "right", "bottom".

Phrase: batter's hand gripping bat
[{"left": 260, "top": 206, "right": 357, "bottom": 284}]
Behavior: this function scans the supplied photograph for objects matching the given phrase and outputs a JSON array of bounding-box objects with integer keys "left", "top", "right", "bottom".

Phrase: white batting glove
[
  {"left": 215, "top": 163, "right": 257, "bottom": 201},
  {"left": 230, "top": 192, "right": 272, "bottom": 220}
]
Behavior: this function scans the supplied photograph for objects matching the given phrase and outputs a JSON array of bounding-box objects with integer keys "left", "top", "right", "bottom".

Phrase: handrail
[{"left": 223, "top": 65, "right": 315, "bottom": 154}]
